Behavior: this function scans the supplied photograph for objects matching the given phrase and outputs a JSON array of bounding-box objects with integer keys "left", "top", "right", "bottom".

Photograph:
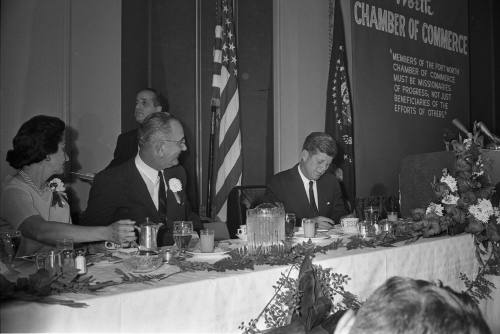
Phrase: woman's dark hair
[{"left": 6, "top": 115, "right": 66, "bottom": 169}]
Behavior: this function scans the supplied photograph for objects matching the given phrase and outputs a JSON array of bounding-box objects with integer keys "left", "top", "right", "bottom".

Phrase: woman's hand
[{"left": 108, "top": 219, "right": 136, "bottom": 244}]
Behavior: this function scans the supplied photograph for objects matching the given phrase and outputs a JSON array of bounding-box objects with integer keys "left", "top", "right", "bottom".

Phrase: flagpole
[{"left": 206, "top": 103, "right": 217, "bottom": 218}]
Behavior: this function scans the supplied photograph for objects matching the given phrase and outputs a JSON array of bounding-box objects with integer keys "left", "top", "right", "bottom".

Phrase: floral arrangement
[
  {"left": 48, "top": 178, "right": 67, "bottom": 207},
  {"left": 168, "top": 178, "right": 183, "bottom": 204},
  {"left": 424, "top": 130, "right": 499, "bottom": 240},
  {"left": 418, "top": 124, "right": 500, "bottom": 301}
]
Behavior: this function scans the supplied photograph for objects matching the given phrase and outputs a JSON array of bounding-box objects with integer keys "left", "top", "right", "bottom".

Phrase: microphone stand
[
  {"left": 477, "top": 122, "right": 500, "bottom": 150},
  {"left": 206, "top": 103, "right": 218, "bottom": 218}
]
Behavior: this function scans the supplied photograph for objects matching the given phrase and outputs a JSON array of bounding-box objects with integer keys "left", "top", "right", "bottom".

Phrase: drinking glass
[
  {"left": 387, "top": 211, "right": 398, "bottom": 222},
  {"left": 0, "top": 231, "right": 20, "bottom": 274},
  {"left": 285, "top": 213, "right": 296, "bottom": 238},
  {"left": 302, "top": 218, "right": 316, "bottom": 238},
  {"left": 36, "top": 250, "right": 61, "bottom": 275},
  {"left": 173, "top": 221, "right": 193, "bottom": 253},
  {"left": 0, "top": 231, "right": 19, "bottom": 264},
  {"left": 358, "top": 221, "right": 369, "bottom": 238},
  {"left": 363, "top": 206, "right": 379, "bottom": 225},
  {"left": 200, "top": 229, "right": 215, "bottom": 253}
]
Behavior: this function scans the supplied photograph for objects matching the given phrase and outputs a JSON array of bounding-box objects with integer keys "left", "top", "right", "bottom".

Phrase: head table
[{"left": 1, "top": 234, "right": 499, "bottom": 333}]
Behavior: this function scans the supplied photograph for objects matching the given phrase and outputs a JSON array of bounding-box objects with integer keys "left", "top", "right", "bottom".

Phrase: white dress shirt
[
  {"left": 135, "top": 154, "right": 167, "bottom": 210},
  {"left": 297, "top": 164, "right": 318, "bottom": 208}
]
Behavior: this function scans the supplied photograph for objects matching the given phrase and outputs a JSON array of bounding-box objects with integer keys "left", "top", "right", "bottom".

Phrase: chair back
[
  {"left": 399, "top": 151, "right": 455, "bottom": 217},
  {"left": 226, "top": 185, "right": 269, "bottom": 238}
]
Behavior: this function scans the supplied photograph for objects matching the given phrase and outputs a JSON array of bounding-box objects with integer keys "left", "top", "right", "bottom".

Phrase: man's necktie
[
  {"left": 158, "top": 170, "right": 167, "bottom": 219},
  {"left": 309, "top": 180, "right": 319, "bottom": 216}
]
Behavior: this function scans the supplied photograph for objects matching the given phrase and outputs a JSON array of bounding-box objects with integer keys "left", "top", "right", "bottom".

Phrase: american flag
[
  {"left": 325, "top": 0, "right": 355, "bottom": 207},
  {"left": 210, "top": 0, "right": 242, "bottom": 221}
]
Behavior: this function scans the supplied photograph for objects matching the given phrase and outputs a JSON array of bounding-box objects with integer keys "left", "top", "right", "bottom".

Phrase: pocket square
[{"left": 326, "top": 201, "right": 331, "bottom": 206}]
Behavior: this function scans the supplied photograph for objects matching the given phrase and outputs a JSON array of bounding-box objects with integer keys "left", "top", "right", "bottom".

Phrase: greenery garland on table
[
  {"left": 0, "top": 231, "right": 420, "bottom": 309},
  {"left": 0, "top": 265, "right": 183, "bottom": 308}
]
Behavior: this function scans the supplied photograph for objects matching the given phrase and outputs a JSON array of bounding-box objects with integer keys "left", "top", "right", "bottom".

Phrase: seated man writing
[
  {"left": 267, "top": 132, "right": 347, "bottom": 229},
  {"left": 80, "top": 112, "right": 201, "bottom": 246}
]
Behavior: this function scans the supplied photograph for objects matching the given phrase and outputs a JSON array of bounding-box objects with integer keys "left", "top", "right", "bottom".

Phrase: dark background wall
[
  {"left": 469, "top": 0, "right": 499, "bottom": 133},
  {"left": 121, "top": 0, "right": 273, "bottom": 215},
  {"left": 121, "top": 0, "right": 499, "bottom": 214}
]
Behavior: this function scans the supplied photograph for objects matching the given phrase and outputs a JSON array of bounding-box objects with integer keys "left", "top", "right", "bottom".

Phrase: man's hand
[
  {"left": 108, "top": 219, "right": 136, "bottom": 244},
  {"left": 309, "top": 216, "right": 335, "bottom": 230}
]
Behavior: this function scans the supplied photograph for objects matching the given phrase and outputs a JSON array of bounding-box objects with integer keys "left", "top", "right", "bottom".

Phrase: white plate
[
  {"left": 186, "top": 248, "right": 230, "bottom": 257},
  {"left": 293, "top": 233, "right": 331, "bottom": 241}
]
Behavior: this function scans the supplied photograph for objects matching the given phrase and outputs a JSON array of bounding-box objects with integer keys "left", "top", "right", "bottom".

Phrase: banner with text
[{"left": 350, "top": 0, "right": 469, "bottom": 196}]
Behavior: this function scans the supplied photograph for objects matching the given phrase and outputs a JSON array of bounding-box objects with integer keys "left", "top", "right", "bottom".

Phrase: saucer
[
  {"left": 293, "top": 233, "right": 331, "bottom": 241},
  {"left": 186, "top": 248, "right": 230, "bottom": 257},
  {"left": 236, "top": 233, "right": 247, "bottom": 242}
]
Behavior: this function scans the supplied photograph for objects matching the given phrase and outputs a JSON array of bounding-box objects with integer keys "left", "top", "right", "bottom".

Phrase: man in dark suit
[
  {"left": 81, "top": 113, "right": 201, "bottom": 246},
  {"left": 106, "top": 88, "right": 165, "bottom": 169},
  {"left": 267, "top": 132, "right": 347, "bottom": 229}
]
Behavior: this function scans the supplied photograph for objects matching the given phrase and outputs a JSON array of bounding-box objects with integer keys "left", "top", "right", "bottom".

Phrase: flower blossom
[
  {"left": 472, "top": 157, "right": 485, "bottom": 178},
  {"left": 468, "top": 199, "right": 494, "bottom": 223},
  {"left": 168, "top": 178, "right": 182, "bottom": 192},
  {"left": 426, "top": 202, "right": 444, "bottom": 217},
  {"left": 463, "top": 138, "right": 472, "bottom": 150},
  {"left": 49, "top": 178, "right": 66, "bottom": 192},
  {"left": 494, "top": 207, "right": 500, "bottom": 225},
  {"left": 440, "top": 174, "right": 458, "bottom": 193},
  {"left": 442, "top": 194, "right": 459, "bottom": 205},
  {"left": 168, "top": 178, "right": 183, "bottom": 205}
]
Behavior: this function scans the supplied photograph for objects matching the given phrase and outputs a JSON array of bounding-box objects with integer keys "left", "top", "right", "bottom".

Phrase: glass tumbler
[{"left": 285, "top": 213, "right": 296, "bottom": 238}]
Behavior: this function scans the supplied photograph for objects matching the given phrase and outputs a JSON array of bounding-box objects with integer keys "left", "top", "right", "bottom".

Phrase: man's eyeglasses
[{"left": 162, "top": 137, "right": 186, "bottom": 146}]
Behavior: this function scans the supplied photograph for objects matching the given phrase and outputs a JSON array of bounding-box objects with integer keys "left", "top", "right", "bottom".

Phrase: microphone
[
  {"left": 451, "top": 119, "right": 472, "bottom": 138},
  {"left": 476, "top": 122, "right": 500, "bottom": 144}
]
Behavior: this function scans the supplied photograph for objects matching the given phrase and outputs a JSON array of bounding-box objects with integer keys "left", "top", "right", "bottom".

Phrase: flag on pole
[
  {"left": 325, "top": 0, "right": 355, "bottom": 206},
  {"left": 210, "top": 0, "right": 242, "bottom": 221}
]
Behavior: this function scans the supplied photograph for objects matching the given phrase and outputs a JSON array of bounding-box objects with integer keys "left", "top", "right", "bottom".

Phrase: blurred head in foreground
[{"left": 335, "top": 276, "right": 490, "bottom": 334}]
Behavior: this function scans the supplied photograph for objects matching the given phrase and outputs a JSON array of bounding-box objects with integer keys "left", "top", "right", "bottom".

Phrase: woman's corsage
[
  {"left": 48, "top": 178, "right": 67, "bottom": 207},
  {"left": 168, "top": 178, "right": 183, "bottom": 205}
]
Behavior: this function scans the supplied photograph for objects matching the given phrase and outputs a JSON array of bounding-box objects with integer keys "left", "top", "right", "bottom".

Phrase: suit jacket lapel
[
  {"left": 162, "top": 168, "right": 184, "bottom": 207},
  {"left": 316, "top": 177, "right": 327, "bottom": 214}
]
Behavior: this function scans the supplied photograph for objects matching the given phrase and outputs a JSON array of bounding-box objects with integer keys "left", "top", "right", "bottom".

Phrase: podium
[{"left": 399, "top": 150, "right": 500, "bottom": 217}]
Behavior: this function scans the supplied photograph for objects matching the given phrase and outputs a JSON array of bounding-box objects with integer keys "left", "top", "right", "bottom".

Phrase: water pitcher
[{"left": 246, "top": 202, "right": 285, "bottom": 254}]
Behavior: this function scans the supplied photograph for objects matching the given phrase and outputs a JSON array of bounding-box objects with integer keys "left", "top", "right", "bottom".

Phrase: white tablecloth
[{"left": 1, "top": 234, "right": 499, "bottom": 333}]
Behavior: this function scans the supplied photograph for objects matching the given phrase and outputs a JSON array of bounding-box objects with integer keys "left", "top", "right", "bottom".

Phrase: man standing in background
[{"left": 106, "top": 88, "right": 167, "bottom": 169}]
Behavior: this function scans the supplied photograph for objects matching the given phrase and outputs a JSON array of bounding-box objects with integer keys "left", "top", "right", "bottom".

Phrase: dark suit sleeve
[
  {"left": 178, "top": 168, "right": 202, "bottom": 231},
  {"left": 330, "top": 178, "right": 347, "bottom": 223},
  {"left": 80, "top": 171, "right": 121, "bottom": 226},
  {"left": 164, "top": 166, "right": 202, "bottom": 232},
  {"left": 106, "top": 134, "right": 127, "bottom": 170}
]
